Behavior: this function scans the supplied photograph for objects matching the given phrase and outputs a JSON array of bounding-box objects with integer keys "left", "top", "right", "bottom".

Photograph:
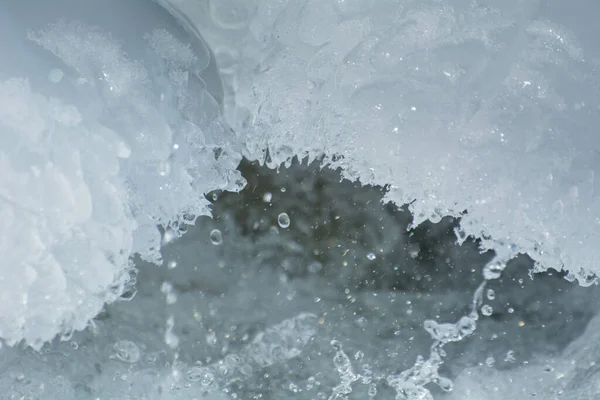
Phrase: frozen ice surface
[
  {"left": 2, "top": 0, "right": 600, "bottom": 399},
  {"left": 185, "top": 0, "right": 600, "bottom": 285},
  {"left": 0, "top": 0, "right": 244, "bottom": 348},
  {"left": 1, "top": 160, "right": 600, "bottom": 399}
]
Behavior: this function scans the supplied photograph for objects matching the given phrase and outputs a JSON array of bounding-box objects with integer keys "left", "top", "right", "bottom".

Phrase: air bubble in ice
[
  {"left": 481, "top": 304, "right": 493, "bottom": 316},
  {"left": 187, "top": 367, "right": 216, "bottom": 388},
  {"left": 263, "top": 192, "right": 273, "bottom": 202},
  {"left": 366, "top": 253, "right": 376, "bottom": 260},
  {"left": 278, "top": 213, "right": 291, "bottom": 228},
  {"left": 113, "top": 340, "right": 141, "bottom": 364},
  {"left": 486, "top": 288, "right": 496, "bottom": 300},
  {"left": 210, "top": 229, "right": 223, "bottom": 245}
]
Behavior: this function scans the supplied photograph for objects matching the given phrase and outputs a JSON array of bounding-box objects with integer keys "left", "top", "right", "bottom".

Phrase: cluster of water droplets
[{"left": 184, "top": 313, "right": 318, "bottom": 395}]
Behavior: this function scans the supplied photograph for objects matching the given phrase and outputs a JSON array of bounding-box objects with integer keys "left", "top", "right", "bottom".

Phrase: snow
[{"left": 1, "top": 0, "right": 600, "bottom": 398}]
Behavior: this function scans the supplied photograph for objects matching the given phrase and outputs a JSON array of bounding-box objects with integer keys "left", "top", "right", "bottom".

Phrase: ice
[
  {"left": 0, "top": 156, "right": 599, "bottom": 399},
  {"left": 187, "top": 0, "right": 600, "bottom": 286},
  {"left": 0, "top": 0, "right": 244, "bottom": 348},
  {"left": 2, "top": 0, "right": 600, "bottom": 398}
]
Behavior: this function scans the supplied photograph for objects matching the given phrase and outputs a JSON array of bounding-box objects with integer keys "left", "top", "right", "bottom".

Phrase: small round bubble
[
  {"left": 210, "top": 229, "right": 223, "bottom": 245},
  {"left": 278, "top": 213, "right": 291, "bottom": 228},
  {"left": 366, "top": 252, "right": 376, "bottom": 260}
]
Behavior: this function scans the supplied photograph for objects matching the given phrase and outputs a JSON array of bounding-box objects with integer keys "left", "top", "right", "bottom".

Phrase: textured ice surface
[
  {"left": 1, "top": 160, "right": 599, "bottom": 399},
  {"left": 2, "top": 0, "right": 600, "bottom": 398},
  {"left": 0, "top": 0, "right": 243, "bottom": 348},
  {"left": 182, "top": 0, "right": 600, "bottom": 285}
]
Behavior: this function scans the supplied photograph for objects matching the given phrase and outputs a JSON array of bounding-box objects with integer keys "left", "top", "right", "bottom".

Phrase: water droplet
[
  {"left": 165, "top": 316, "right": 179, "bottom": 349},
  {"left": 504, "top": 350, "right": 516, "bottom": 363},
  {"left": 507, "top": 307, "right": 515, "bottom": 314},
  {"left": 263, "top": 192, "right": 273, "bottom": 202},
  {"left": 48, "top": 68, "right": 64, "bottom": 83},
  {"left": 278, "top": 213, "right": 291, "bottom": 228},
  {"left": 113, "top": 340, "right": 141, "bottom": 363},
  {"left": 407, "top": 243, "right": 420, "bottom": 259},
  {"left": 457, "top": 316, "right": 477, "bottom": 337},
  {"left": 354, "top": 351, "right": 364, "bottom": 361},
  {"left": 168, "top": 260, "right": 178, "bottom": 269},
  {"left": 210, "top": 229, "right": 223, "bottom": 245},
  {"left": 366, "top": 253, "right": 376, "bottom": 260},
  {"left": 187, "top": 367, "right": 215, "bottom": 387},
  {"left": 486, "top": 288, "right": 496, "bottom": 300},
  {"left": 157, "top": 160, "right": 171, "bottom": 176},
  {"left": 162, "top": 229, "right": 177, "bottom": 245},
  {"left": 368, "top": 383, "right": 378, "bottom": 397},
  {"left": 206, "top": 331, "right": 217, "bottom": 346},
  {"left": 308, "top": 261, "right": 323, "bottom": 273},
  {"left": 481, "top": 304, "right": 493, "bottom": 316},
  {"left": 437, "top": 376, "right": 453, "bottom": 392},
  {"left": 483, "top": 260, "right": 506, "bottom": 280}
]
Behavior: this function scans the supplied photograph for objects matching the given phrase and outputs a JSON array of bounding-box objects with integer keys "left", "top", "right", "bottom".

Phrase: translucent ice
[
  {"left": 0, "top": 0, "right": 243, "bottom": 348},
  {"left": 2, "top": 4, "right": 600, "bottom": 398},
  {"left": 186, "top": 0, "right": 600, "bottom": 287}
]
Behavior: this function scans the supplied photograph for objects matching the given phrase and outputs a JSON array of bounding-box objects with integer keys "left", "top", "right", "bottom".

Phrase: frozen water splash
[
  {"left": 0, "top": 77, "right": 135, "bottom": 349},
  {"left": 2, "top": 0, "right": 600, "bottom": 398},
  {"left": 185, "top": 313, "right": 318, "bottom": 395},
  {"left": 0, "top": 0, "right": 244, "bottom": 348},
  {"left": 183, "top": 0, "right": 600, "bottom": 286},
  {"left": 1, "top": 154, "right": 599, "bottom": 399}
]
